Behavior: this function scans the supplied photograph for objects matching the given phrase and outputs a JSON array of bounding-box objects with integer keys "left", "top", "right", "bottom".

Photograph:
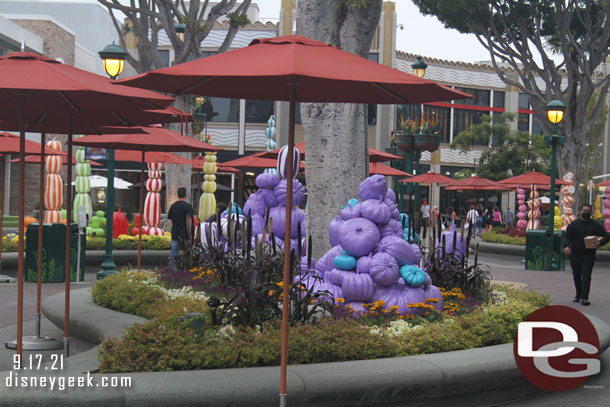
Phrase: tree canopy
[{"left": 412, "top": 0, "right": 610, "bottom": 204}]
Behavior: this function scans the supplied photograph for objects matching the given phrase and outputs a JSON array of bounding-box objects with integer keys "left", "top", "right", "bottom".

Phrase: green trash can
[
  {"left": 525, "top": 229, "right": 565, "bottom": 271},
  {"left": 25, "top": 223, "right": 86, "bottom": 283}
]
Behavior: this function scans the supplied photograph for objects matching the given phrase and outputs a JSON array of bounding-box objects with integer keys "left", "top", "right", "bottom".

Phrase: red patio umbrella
[
  {"left": 596, "top": 179, "right": 610, "bottom": 187},
  {"left": 257, "top": 141, "right": 403, "bottom": 163},
  {"left": 11, "top": 155, "right": 102, "bottom": 166},
  {"left": 445, "top": 176, "right": 509, "bottom": 191},
  {"left": 114, "top": 150, "right": 193, "bottom": 165},
  {"left": 118, "top": 35, "right": 471, "bottom": 402},
  {"left": 0, "top": 52, "right": 174, "bottom": 360},
  {"left": 369, "top": 163, "right": 410, "bottom": 177},
  {"left": 497, "top": 171, "right": 567, "bottom": 187},
  {"left": 191, "top": 156, "right": 241, "bottom": 173},
  {"left": 222, "top": 152, "right": 306, "bottom": 169},
  {"left": 74, "top": 127, "right": 221, "bottom": 271},
  {"left": 399, "top": 171, "right": 455, "bottom": 184}
]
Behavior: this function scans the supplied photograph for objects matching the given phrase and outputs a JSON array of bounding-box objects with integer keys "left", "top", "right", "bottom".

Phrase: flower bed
[
  {"left": 93, "top": 270, "right": 549, "bottom": 373},
  {"left": 482, "top": 229, "right": 610, "bottom": 250},
  {"left": 1, "top": 234, "right": 171, "bottom": 252}
]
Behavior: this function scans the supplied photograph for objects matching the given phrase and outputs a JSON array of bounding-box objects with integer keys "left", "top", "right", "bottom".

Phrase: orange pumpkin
[{"left": 24, "top": 216, "right": 37, "bottom": 228}]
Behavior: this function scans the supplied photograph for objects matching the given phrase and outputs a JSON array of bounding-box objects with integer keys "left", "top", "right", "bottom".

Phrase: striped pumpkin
[
  {"left": 45, "top": 210, "right": 62, "bottom": 224},
  {"left": 142, "top": 162, "right": 163, "bottom": 235},
  {"left": 198, "top": 152, "right": 217, "bottom": 220},
  {"left": 45, "top": 155, "right": 62, "bottom": 174},
  {"left": 198, "top": 191, "right": 216, "bottom": 222},
  {"left": 44, "top": 174, "right": 63, "bottom": 210},
  {"left": 148, "top": 162, "right": 164, "bottom": 172},
  {"left": 74, "top": 162, "right": 91, "bottom": 176},
  {"left": 73, "top": 193, "right": 92, "bottom": 221},
  {"left": 75, "top": 176, "right": 90, "bottom": 193},
  {"left": 276, "top": 145, "right": 300, "bottom": 179},
  {"left": 46, "top": 139, "right": 62, "bottom": 152},
  {"left": 145, "top": 178, "right": 163, "bottom": 193},
  {"left": 143, "top": 192, "right": 161, "bottom": 228}
]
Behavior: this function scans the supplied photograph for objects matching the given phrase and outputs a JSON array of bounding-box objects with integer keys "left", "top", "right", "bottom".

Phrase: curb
[
  {"left": 471, "top": 241, "right": 610, "bottom": 263},
  {"left": 1, "top": 288, "right": 610, "bottom": 406}
]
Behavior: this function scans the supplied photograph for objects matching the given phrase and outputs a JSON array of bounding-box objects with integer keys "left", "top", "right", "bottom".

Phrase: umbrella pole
[
  {"left": 64, "top": 117, "right": 73, "bottom": 358},
  {"left": 16, "top": 93, "right": 26, "bottom": 362},
  {"left": 36, "top": 130, "right": 45, "bottom": 337},
  {"left": 137, "top": 152, "right": 145, "bottom": 272},
  {"left": 0, "top": 156, "right": 4, "bottom": 272},
  {"left": 279, "top": 84, "right": 297, "bottom": 407}
]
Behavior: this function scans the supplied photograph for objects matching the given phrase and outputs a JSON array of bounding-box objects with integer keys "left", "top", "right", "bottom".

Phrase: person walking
[
  {"left": 492, "top": 206, "right": 503, "bottom": 228},
  {"left": 563, "top": 204, "right": 610, "bottom": 306},
  {"left": 503, "top": 206, "right": 515, "bottom": 228},
  {"left": 167, "top": 187, "right": 194, "bottom": 260},
  {"left": 466, "top": 204, "right": 479, "bottom": 238},
  {"left": 420, "top": 200, "right": 430, "bottom": 239}
]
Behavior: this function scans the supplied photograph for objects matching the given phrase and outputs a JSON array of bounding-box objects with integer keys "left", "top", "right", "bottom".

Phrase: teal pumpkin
[
  {"left": 400, "top": 265, "right": 426, "bottom": 287},
  {"left": 333, "top": 252, "right": 357, "bottom": 270}
]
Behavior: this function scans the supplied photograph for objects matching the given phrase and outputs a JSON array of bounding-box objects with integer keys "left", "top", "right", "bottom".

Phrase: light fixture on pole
[
  {"left": 544, "top": 99, "right": 566, "bottom": 271},
  {"left": 411, "top": 56, "right": 427, "bottom": 78},
  {"left": 175, "top": 22, "right": 186, "bottom": 41},
  {"left": 410, "top": 56, "right": 428, "bottom": 214},
  {"left": 97, "top": 42, "right": 127, "bottom": 279},
  {"left": 98, "top": 42, "right": 127, "bottom": 80}
]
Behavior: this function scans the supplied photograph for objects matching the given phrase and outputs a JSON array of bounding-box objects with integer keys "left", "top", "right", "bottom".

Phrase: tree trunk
[
  {"left": 297, "top": 0, "right": 382, "bottom": 259},
  {"left": 165, "top": 94, "right": 193, "bottom": 212}
]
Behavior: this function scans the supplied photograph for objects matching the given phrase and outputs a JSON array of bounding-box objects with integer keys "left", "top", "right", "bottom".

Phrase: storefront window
[
  {"left": 206, "top": 97, "right": 240, "bottom": 123},
  {"left": 453, "top": 109, "right": 486, "bottom": 145},
  {"left": 245, "top": 100, "right": 274, "bottom": 123}
]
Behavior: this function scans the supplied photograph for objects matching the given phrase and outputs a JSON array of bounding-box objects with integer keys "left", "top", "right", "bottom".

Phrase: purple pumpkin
[
  {"left": 324, "top": 245, "right": 346, "bottom": 273},
  {"left": 293, "top": 274, "right": 323, "bottom": 296},
  {"left": 385, "top": 188, "right": 397, "bottom": 204},
  {"left": 255, "top": 172, "right": 280, "bottom": 188},
  {"left": 250, "top": 214, "right": 265, "bottom": 235},
  {"left": 270, "top": 206, "right": 306, "bottom": 239},
  {"left": 342, "top": 272, "right": 375, "bottom": 302},
  {"left": 375, "top": 285, "right": 426, "bottom": 314},
  {"left": 391, "top": 207, "right": 400, "bottom": 221},
  {"left": 410, "top": 244, "right": 422, "bottom": 265},
  {"left": 435, "top": 231, "right": 466, "bottom": 261},
  {"left": 423, "top": 285, "right": 444, "bottom": 312},
  {"left": 360, "top": 199, "right": 391, "bottom": 224},
  {"left": 377, "top": 236, "right": 415, "bottom": 266},
  {"left": 358, "top": 174, "right": 388, "bottom": 201},
  {"left": 243, "top": 190, "right": 268, "bottom": 217},
  {"left": 300, "top": 256, "right": 316, "bottom": 273},
  {"left": 384, "top": 198, "right": 398, "bottom": 212},
  {"left": 339, "top": 218, "right": 380, "bottom": 257},
  {"left": 259, "top": 188, "right": 279, "bottom": 207},
  {"left": 329, "top": 216, "right": 345, "bottom": 246},
  {"left": 356, "top": 254, "right": 373, "bottom": 274},
  {"left": 340, "top": 203, "right": 361, "bottom": 221},
  {"left": 378, "top": 219, "right": 404, "bottom": 239},
  {"left": 368, "top": 252, "right": 399, "bottom": 287},
  {"left": 327, "top": 268, "right": 350, "bottom": 286},
  {"left": 423, "top": 272, "right": 432, "bottom": 287},
  {"left": 317, "top": 282, "right": 343, "bottom": 304},
  {"left": 275, "top": 178, "right": 305, "bottom": 206}
]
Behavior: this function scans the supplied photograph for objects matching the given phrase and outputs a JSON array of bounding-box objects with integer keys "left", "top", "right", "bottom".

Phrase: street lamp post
[
  {"left": 411, "top": 57, "right": 427, "bottom": 213},
  {"left": 544, "top": 100, "right": 566, "bottom": 271},
  {"left": 96, "top": 42, "right": 127, "bottom": 279},
  {"left": 175, "top": 22, "right": 186, "bottom": 41}
]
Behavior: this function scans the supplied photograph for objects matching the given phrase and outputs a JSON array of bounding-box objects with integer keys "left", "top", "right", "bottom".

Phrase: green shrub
[
  {"left": 481, "top": 231, "right": 525, "bottom": 245},
  {"left": 97, "top": 287, "right": 550, "bottom": 373}
]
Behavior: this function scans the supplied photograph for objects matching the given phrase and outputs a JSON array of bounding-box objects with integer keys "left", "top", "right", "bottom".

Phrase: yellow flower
[
  {"left": 390, "top": 305, "right": 400, "bottom": 310},
  {"left": 268, "top": 290, "right": 275, "bottom": 296},
  {"left": 310, "top": 299, "right": 316, "bottom": 304},
  {"left": 336, "top": 298, "right": 345, "bottom": 304}
]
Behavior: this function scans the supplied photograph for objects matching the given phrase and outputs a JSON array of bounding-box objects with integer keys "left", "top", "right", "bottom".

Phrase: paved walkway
[{"left": 0, "top": 249, "right": 609, "bottom": 405}]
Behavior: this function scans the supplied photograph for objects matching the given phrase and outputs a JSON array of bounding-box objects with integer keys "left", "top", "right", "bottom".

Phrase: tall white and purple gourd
[
  {"left": 604, "top": 186, "right": 610, "bottom": 232},
  {"left": 44, "top": 138, "right": 63, "bottom": 224},
  {"left": 516, "top": 188, "right": 527, "bottom": 230},
  {"left": 198, "top": 152, "right": 217, "bottom": 221},
  {"left": 277, "top": 145, "right": 300, "bottom": 179},
  {"left": 143, "top": 162, "right": 164, "bottom": 236},
  {"left": 263, "top": 115, "right": 278, "bottom": 175},
  {"left": 72, "top": 145, "right": 92, "bottom": 223}
]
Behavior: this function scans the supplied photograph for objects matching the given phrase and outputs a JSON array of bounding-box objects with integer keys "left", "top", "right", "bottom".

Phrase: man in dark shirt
[
  {"left": 167, "top": 187, "right": 194, "bottom": 259},
  {"left": 563, "top": 203, "right": 610, "bottom": 306}
]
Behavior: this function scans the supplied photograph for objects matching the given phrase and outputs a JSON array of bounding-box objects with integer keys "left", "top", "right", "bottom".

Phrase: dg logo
[{"left": 513, "top": 305, "right": 601, "bottom": 391}]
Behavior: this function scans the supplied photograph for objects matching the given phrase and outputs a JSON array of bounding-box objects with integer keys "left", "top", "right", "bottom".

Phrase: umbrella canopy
[
  {"left": 369, "top": 163, "right": 410, "bottom": 177},
  {"left": 114, "top": 150, "right": 193, "bottom": 165},
  {"left": 446, "top": 176, "right": 508, "bottom": 191},
  {"left": 190, "top": 156, "right": 241, "bottom": 173},
  {"left": 595, "top": 179, "right": 610, "bottom": 187},
  {"left": 497, "top": 171, "right": 567, "bottom": 187},
  {"left": 10, "top": 155, "right": 101, "bottom": 166},
  {"left": 0, "top": 132, "right": 67, "bottom": 156},
  {"left": 222, "top": 153, "right": 305, "bottom": 169},
  {"left": 399, "top": 171, "right": 455, "bottom": 184},
  {"left": 119, "top": 36, "right": 470, "bottom": 104},
  {"left": 75, "top": 126, "right": 221, "bottom": 153},
  {"left": 257, "top": 141, "right": 403, "bottom": 163}
]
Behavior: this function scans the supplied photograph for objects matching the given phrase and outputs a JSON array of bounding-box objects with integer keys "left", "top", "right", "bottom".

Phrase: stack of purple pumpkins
[{"left": 302, "top": 174, "right": 444, "bottom": 315}]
